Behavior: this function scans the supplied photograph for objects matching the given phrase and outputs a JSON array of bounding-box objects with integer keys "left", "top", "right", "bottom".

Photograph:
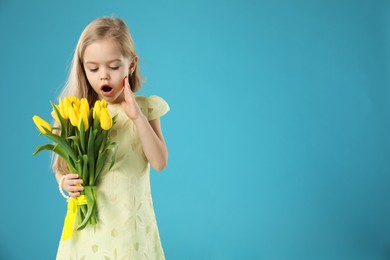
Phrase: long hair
[
  {"left": 60, "top": 16, "right": 143, "bottom": 105},
  {"left": 53, "top": 16, "right": 144, "bottom": 174}
]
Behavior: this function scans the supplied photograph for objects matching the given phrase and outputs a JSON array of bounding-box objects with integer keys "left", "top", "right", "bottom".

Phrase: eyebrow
[{"left": 84, "top": 59, "right": 122, "bottom": 65}]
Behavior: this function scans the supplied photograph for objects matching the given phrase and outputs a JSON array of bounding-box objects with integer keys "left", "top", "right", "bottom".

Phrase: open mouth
[{"left": 101, "top": 85, "right": 113, "bottom": 93}]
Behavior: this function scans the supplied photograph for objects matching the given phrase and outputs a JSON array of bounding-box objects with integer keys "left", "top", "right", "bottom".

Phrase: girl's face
[{"left": 83, "top": 39, "right": 135, "bottom": 103}]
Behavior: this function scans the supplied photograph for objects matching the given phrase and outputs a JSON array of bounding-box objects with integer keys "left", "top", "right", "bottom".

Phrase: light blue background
[{"left": 0, "top": 0, "right": 389, "bottom": 259}]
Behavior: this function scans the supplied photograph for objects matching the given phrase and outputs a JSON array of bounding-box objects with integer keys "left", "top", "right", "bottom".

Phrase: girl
[{"left": 53, "top": 16, "right": 169, "bottom": 259}]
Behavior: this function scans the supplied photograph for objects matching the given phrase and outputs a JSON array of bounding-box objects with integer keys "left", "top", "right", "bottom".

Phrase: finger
[
  {"left": 64, "top": 179, "right": 83, "bottom": 187},
  {"left": 66, "top": 174, "right": 79, "bottom": 180},
  {"left": 64, "top": 177, "right": 82, "bottom": 185},
  {"left": 64, "top": 180, "right": 83, "bottom": 190},
  {"left": 122, "top": 77, "right": 129, "bottom": 96},
  {"left": 69, "top": 191, "right": 80, "bottom": 198},
  {"left": 123, "top": 76, "right": 133, "bottom": 93},
  {"left": 68, "top": 185, "right": 84, "bottom": 192},
  {"left": 123, "top": 76, "right": 129, "bottom": 87},
  {"left": 67, "top": 179, "right": 83, "bottom": 186}
]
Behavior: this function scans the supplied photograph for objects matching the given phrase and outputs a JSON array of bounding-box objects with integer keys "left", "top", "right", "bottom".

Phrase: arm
[
  {"left": 133, "top": 115, "right": 168, "bottom": 171},
  {"left": 53, "top": 156, "right": 84, "bottom": 197},
  {"left": 120, "top": 76, "right": 169, "bottom": 171}
]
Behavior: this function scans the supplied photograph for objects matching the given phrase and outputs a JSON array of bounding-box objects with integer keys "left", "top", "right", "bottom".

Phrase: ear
[{"left": 129, "top": 56, "right": 139, "bottom": 75}]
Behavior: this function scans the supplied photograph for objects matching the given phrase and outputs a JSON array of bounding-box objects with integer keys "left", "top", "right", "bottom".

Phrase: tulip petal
[
  {"left": 32, "top": 115, "right": 53, "bottom": 134},
  {"left": 99, "top": 108, "right": 112, "bottom": 130},
  {"left": 68, "top": 107, "right": 79, "bottom": 127},
  {"left": 51, "top": 101, "right": 66, "bottom": 138}
]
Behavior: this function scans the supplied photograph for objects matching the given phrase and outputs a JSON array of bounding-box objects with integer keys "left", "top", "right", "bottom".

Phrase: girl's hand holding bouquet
[{"left": 61, "top": 174, "right": 84, "bottom": 198}]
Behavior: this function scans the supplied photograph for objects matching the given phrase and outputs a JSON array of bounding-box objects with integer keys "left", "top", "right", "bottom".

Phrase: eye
[
  {"left": 110, "top": 66, "right": 119, "bottom": 70},
  {"left": 89, "top": 68, "right": 98, "bottom": 72}
]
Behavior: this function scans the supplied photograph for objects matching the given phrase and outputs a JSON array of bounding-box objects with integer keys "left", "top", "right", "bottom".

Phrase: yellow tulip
[
  {"left": 78, "top": 109, "right": 89, "bottom": 131},
  {"left": 100, "top": 99, "right": 107, "bottom": 108},
  {"left": 100, "top": 107, "right": 112, "bottom": 130},
  {"left": 75, "top": 97, "right": 82, "bottom": 107},
  {"left": 68, "top": 106, "right": 79, "bottom": 127},
  {"left": 69, "top": 96, "right": 77, "bottom": 105},
  {"left": 32, "top": 115, "right": 53, "bottom": 134},
  {"left": 58, "top": 99, "right": 68, "bottom": 120},
  {"left": 63, "top": 97, "right": 73, "bottom": 119},
  {"left": 93, "top": 100, "right": 102, "bottom": 119},
  {"left": 72, "top": 103, "right": 80, "bottom": 119},
  {"left": 80, "top": 98, "right": 90, "bottom": 117},
  {"left": 51, "top": 106, "right": 60, "bottom": 124}
]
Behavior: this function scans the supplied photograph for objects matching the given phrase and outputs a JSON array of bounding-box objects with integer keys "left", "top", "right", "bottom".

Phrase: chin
[{"left": 109, "top": 94, "right": 125, "bottom": 104}]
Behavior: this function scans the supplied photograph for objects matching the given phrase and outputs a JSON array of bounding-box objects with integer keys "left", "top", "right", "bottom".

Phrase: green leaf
[
  {"left": 112, "top": 114, "right": 118, "bottom": 125},
  {"left": 50, "top": 101, "right": 66, "bottom": 138},
  {"left": 52, "top": 144, "right": 70, "bottom": 161},
  {"left": 107, "top": 142, "right": 118, "bottom": 171},
  {"left": 93, "top": 130, "right": 104, "bottom": 156},
  {"left": 93, "top": 114, "right": 99, "bottom": 130},
  {"left": 68, "top": 136, "right": 80, "bottom": 142},
  {"left": 79, "top": 120, "right": 86, "bottom": 154},
  {"left": 52, "top": 145, "right": 77, "bottom": 172},
  {"left": 95, "top": 149, "right": 108, "bottom": 182},
  {"left": 87, "top": 128, "right": 96, "bottom": 186},
  {"left": 82, "top": 154, "right": 88, "bottom": 184},
  {"left": 99, "top": 131, "right": 108, "bottom": 154},
  {"left": 32, "top": 143, "right": 77, "bottom": 173},
  {"left": 74, "top": 156, "right": 83, "bottom": 175},
  {"left": 71, "top": 139, "right": 82, "bottom": 158},
  {"left": 32, "top": 144, "right": 56, "bottom": 156},
  {"left": 44, "top": 132, "right": 77, "bottom": 162},
  {"left": 76, "top": 186, "right": 96, "bottom": 231}
]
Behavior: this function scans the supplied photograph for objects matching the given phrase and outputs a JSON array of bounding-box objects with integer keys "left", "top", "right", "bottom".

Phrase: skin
[{"left": 55, "top": 38, "right": 168, "bottom": 198}]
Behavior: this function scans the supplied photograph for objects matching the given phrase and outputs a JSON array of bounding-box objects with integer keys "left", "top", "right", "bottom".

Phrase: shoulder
[
  {"left": 134, "top": 95, "right": 148, "bottom": 107},
  {"left": 135, "top": 95, "right": 169, "bottom": 104},
  {"left": 135, "top": 94, "right": 170, "bottom": 121}
]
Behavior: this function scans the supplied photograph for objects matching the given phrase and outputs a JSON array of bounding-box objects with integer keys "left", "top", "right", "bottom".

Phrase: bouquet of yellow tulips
[{"left": 32, "top": 96, "right": 117, "bottom": 239}]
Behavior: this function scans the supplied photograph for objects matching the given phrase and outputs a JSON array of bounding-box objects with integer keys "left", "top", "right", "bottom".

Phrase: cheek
[
  {"left": 113, "top": 70, "right": 127, "bottom": 82},
  {"left": 85, "top": 72, "right": 97, "bottom": 84},
  {"left": 84, "top": 74, "right": 99, "bottom": 91}
]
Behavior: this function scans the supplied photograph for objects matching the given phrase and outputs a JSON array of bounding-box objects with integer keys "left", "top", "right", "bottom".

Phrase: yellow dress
[{"left": 56, "top": 95, "right": 170, "bottom": 260}]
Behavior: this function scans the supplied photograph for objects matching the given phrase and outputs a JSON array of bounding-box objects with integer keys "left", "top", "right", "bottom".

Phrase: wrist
[
  {"left": 132, "top": 112, "right": 147, "bottom": 125},
  {"left": 58, "top": 175, "right": 70, "bottom": 200}
]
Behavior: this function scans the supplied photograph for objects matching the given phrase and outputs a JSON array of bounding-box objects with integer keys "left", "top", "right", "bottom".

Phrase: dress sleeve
[{"left": 146, "top": 95, "right": 170, "bottom": 121}]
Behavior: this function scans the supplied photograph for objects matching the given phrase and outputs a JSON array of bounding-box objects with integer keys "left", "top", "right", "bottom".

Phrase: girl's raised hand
[
  {"left": 61, "top": 174, "right": 84, "bottom": 198},
  {"left": 121, "top": 76, "right": 142, "bottom": 120}
]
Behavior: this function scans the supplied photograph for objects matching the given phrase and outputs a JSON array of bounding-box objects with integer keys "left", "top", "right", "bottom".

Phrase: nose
[{"left": 100, "top": 70, "right": 110, "bottom": 80}]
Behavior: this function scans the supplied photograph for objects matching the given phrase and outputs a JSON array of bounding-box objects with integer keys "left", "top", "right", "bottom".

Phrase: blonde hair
[
  {"left": 60, "top": 16, "right": 143, "bottom": 105},
  {"left": 53, "top": 16, "right": 144, "bottom": 174}
]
